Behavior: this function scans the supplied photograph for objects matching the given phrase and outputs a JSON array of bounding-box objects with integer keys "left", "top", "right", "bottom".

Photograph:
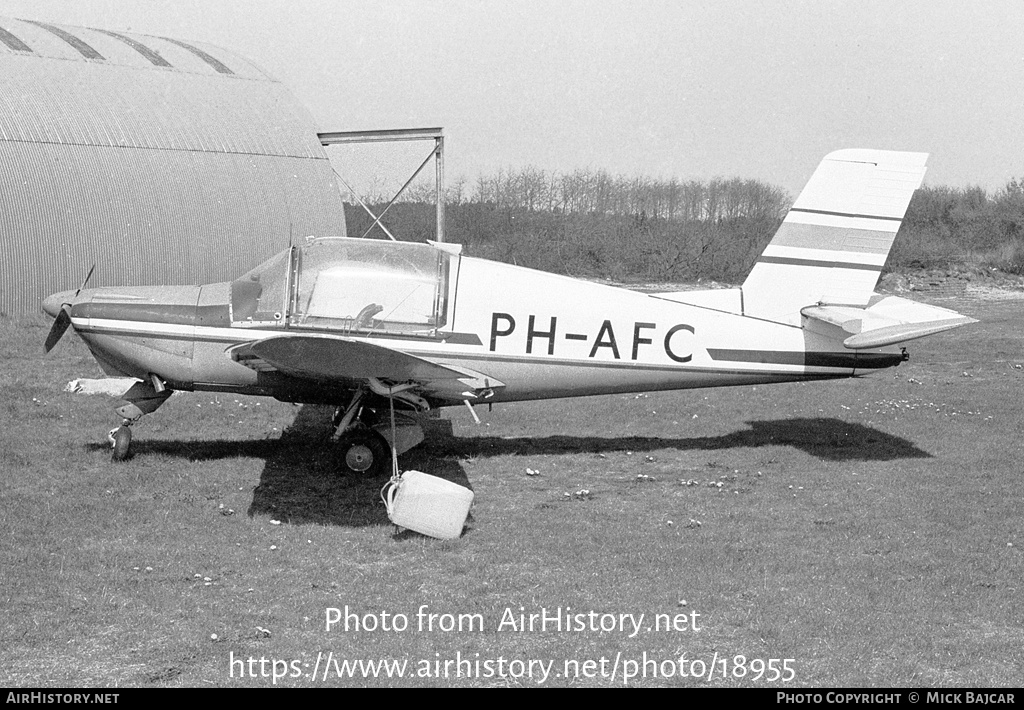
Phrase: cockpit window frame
[{"left": 229, "top": 238, "right": 456, "bottom": 337}]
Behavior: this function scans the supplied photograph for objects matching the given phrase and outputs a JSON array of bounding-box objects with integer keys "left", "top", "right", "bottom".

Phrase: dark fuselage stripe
[
  {"left": 74, "top": 305, "right": 482, "bottom": 345},
  {"left": 79, "top": 320, "right": 484, "bottom": 347},
  {"left": 75, "top": 302, "right": 228, "bottom": 326},
  {"left": 707, "top": 348, "right": 900, "bottom": 369}
]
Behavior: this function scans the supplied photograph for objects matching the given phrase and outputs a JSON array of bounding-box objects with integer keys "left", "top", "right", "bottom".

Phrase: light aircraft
[{"left": 43, "top": 149, "right": 976, "bottom": 473}]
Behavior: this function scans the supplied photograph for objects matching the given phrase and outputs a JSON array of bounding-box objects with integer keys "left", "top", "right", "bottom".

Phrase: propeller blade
[
  {"left": 76, "top": 264, "right": 95, "bottom": 297},
  {"left": 44, "top": 306, "right": 72, "bottom": 353}
]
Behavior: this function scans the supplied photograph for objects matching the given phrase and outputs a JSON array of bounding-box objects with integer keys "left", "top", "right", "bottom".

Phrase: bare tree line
[
  {"left": 350, "top": 167, "right": 1024, "bottom": 282},
  {"left": 396, "top": 166, "right": 789, "bottom": 223},
  {"left": 468, "top": 167, "right": 790, "bottom": 223}
]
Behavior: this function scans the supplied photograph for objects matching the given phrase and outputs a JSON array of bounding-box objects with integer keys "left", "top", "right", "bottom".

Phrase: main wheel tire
[
  {"left": 337, "top": 430, "right": 390, "bottom": 477},
  {"left": 111, "top": 426, "right": 132, "bottom": 462}
]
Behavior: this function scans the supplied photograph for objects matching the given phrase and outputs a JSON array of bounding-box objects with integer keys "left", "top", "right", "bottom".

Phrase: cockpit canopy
[{"left": 230, "top": 238, "right": 456, "bottom": 334}]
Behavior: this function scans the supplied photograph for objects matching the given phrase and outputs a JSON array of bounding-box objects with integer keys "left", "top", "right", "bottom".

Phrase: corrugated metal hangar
[{"left": 0, "top": 16, "right": 346, "bottom": 316}]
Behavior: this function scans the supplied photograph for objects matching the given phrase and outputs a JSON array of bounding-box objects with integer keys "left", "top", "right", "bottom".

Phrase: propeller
[
  {"left": 44, "top": 308, "right": 72, "bottom": 353},
  {"left": 43, "top": 265, "right": 94, "bottom": 353}
]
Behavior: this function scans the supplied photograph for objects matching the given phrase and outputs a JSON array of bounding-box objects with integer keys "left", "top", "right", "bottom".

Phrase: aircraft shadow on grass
[
  {"left": 440, "top": 416, "right": 931, "bottom": 463},
  {"left": 89, "top": 404, "right": 930, "bottom": 528}
]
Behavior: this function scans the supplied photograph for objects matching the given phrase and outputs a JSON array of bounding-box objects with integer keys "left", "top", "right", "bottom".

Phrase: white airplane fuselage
[{"left": 46, "top": 252, "right": 903, "bottom": 409}]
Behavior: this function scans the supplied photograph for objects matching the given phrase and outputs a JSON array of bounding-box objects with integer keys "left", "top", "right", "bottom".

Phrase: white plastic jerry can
[{"left": 385, "top": 470, "right": 474, "bottom": 540}]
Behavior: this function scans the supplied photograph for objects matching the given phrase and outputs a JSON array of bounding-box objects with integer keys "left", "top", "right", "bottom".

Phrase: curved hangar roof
[{"left": 0, "top": 17, "right": 345, "bottom": 316}]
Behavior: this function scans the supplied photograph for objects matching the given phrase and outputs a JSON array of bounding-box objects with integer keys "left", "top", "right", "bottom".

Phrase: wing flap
[
  {"left": 230, "top": 334, "right": 504, "bottom": 400},
  {"left": 246, "top": 335, "right": 465, "bottom": 381}
]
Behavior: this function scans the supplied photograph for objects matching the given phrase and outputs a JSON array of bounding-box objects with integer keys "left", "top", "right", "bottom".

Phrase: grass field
[{"left": 1, "top": 288, "right": 1021, "bottom": 687}]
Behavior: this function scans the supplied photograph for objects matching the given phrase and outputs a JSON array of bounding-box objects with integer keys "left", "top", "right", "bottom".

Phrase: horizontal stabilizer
[
  {"left": 802, "top": 296, "right": 977, "bottom": 350},
  {"left": 842, "top": 319, "right": 976, "bottom": 349}
]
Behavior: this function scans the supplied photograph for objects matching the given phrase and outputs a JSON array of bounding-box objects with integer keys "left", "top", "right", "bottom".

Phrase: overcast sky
[{"left": 5, "top": 0, "right": 1024, "bottom": 197}]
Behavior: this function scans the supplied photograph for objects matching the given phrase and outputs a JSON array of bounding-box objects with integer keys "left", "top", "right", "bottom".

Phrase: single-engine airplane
[{"left": 43, "top": 149, "right": 976, "bottom": 472}]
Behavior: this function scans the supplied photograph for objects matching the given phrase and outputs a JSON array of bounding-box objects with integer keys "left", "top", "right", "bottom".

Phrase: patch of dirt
[
  {"left": 614, "top": 267, "right": 1024, "bottom": 301},
  {"left": 878, "top": 267, "right": 1024, "bottom": 301}
]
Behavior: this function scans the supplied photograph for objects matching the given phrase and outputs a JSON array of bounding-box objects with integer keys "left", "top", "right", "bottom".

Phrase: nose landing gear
[
  {"left": 108, "top": 423, "right": 133, "bottom": 462},
  {"left": 107, "top": 377, "right": 172, "bottom": 462}
]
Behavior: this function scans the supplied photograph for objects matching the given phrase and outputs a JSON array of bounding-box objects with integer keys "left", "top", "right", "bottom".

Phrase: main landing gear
[
  {"left": 332, "top": 387, "right": 390, "bottom": 477},
  {"left": 336, "top": 428, "right": 391, "bottom": 477},
  {"left": 331, "top": 382, "right": 426, "bottom": 477}
]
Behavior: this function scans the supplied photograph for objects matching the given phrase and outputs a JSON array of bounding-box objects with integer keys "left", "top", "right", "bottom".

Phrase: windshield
[{"left": 231, "top": 238, "right": 451, "bottom": 333}]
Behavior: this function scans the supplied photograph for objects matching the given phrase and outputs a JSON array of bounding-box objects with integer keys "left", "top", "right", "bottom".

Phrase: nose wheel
[
  {"left": 105, "top": 377, "right": 173, "bottom": 462},
  {"left": 108, "top": 424, "right": 133, "bottom": 462}
]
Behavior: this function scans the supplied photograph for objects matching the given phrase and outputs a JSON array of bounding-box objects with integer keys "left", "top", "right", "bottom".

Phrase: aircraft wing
[
  {"left": 229, "top": 334, "right": 503, "bottom": 401},
  {"left": 802, "top": 296, "right": 978, "bottom": 350}
]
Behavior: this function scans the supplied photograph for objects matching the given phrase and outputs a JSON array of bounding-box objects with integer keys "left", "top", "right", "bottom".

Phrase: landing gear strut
[
  {"left": 331, "top": 387, "right": 391, "bottom": 477},
  {"left": 107, "top": 376, "right": 172, "bottom": 462},
  {"left": 329, "top": 382, "right": 426, "bottom": 477}
]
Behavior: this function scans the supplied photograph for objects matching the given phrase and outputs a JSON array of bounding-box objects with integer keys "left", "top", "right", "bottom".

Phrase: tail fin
[{"left": 741, "top": 149, "right": 928, "bottom": 324}]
